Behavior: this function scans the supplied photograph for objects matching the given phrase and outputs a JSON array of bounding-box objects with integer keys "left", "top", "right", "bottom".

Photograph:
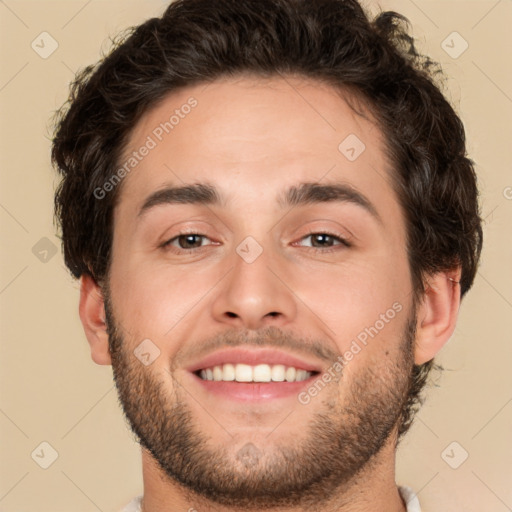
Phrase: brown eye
[
  {"left": 298, "top": 232, "right": 350, "bottom": 249},
  {"left": 163, "top": 233, "right": 210, "bottom": 250},
  {"left": 177, "top": 234, "right": 204, "bottom": 249},
  {"left": 310, "top": 234, "right": 336, "bottom": 247}
]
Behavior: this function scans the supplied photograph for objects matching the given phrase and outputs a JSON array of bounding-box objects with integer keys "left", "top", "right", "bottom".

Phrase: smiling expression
[{"left": 102, "top": 74, "right": 418, "bottom": 507}]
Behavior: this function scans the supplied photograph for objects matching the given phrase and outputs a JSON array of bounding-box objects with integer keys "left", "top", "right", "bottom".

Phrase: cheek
[
  {"left": 290, "top": 249, "right": 409, "bottom": 355},
  {"left": 109, "top": 259, "right": 221, "bottom": 340}
]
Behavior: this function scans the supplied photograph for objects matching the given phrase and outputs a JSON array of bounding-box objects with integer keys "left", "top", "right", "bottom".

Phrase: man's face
[{"left": 105, "top": 76, "right": 417, "bottom": 508}]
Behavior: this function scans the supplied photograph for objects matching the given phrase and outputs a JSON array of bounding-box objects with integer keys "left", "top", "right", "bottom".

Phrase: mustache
[{"left": 171, "top": 325, "right": 340, "bottom": 370}]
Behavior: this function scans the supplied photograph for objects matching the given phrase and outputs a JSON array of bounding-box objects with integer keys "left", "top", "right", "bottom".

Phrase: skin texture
[{"left": 79, "top": 76, "right": 462, "bottom": 512}]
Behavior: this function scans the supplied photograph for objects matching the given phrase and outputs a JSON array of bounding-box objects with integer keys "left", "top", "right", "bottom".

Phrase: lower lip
[{"left": 188, "top": 371, "right": 319, "bottom": 401}]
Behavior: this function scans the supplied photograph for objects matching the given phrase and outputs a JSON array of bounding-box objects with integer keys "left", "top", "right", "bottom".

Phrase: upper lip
[{"left": 186, "top": 348, "right": 324, "bottom": 374}]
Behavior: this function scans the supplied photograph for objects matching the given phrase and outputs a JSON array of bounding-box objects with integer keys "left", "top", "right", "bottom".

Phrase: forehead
[{"left": 116, "top": 75, "right": 399, "bottom": 222}]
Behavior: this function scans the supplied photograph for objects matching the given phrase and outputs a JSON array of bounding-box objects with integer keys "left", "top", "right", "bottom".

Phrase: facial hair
[{"left": 105, "top": 296, "right": 416, "bottom": 510}]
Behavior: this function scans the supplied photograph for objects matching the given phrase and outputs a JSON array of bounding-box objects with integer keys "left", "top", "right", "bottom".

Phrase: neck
[{"left": 138, "top": 438, "right": 407, "bottom": 512}]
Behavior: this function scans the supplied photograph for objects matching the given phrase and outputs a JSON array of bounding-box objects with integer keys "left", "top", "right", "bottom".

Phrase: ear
[
  {"left": 414, "top": 268, "right": 462, "bottom": 365},
  {"left": 79, "top": 274, "right": 112, "bottom": 365}
]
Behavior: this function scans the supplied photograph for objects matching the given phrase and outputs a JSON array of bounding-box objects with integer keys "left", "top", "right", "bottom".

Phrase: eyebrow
[
  {"left": 138, "top": 183, "right": 220, "bottom": 217},
  {"left": 138, "top": 181, "right": 382, "bottom": 225},
  {"left": 279, "top": 182, "right": 382, "bottom": 224}
]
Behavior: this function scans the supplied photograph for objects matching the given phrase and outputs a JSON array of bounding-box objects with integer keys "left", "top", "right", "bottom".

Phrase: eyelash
[
  {"left": 161, "top": 231, "right": 351, "bottom": 254},
  {"left": 294, "top": 232, "right": 352, "bottom": 252}
]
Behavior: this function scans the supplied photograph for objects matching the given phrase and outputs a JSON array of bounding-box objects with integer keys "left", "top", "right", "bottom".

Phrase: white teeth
[
  {"left": 213, "top": 366, "right": 223, "bottom": 381},
  {"left": 271, "top": 364, "right": 286, "bottom": 381},
  {"left": 235, "top": 363, "right": 253, "bottom": 382},
  {"left": 222, "top": 363, "right": 235, "bottom": 381},
  {"left": 253, "top": 364, "right": 271, "bottom": 382},
  {"left": 198, "top": 363, "right": 313, "bottom": 383},
  {"left": 296, "top": 369, "right": 309, "bottom": 381},
  {"left": 285, "top": 367, "right": 296, "bottom": 382}
]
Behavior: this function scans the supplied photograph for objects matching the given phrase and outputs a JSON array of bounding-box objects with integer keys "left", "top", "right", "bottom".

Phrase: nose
[{"left": 210, "top": 240, "right": 297, "bottom": 330}]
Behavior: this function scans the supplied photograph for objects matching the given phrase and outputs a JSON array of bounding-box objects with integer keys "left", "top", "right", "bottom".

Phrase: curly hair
[{"left": 51, "top": 0, "right": 483, "bottom": 438}]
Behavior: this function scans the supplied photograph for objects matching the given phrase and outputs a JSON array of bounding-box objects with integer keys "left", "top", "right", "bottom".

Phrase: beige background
[{"left": 0, "top": 1, "right": 511, "bottom": 511}]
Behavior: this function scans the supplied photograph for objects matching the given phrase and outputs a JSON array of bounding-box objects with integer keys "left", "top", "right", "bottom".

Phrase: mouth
[
  {"left": 185, "top": 348, "right": 323, "bottom": 401},
  {"left": 194, "top": 363, "right": 319, "bottom": 383}
]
